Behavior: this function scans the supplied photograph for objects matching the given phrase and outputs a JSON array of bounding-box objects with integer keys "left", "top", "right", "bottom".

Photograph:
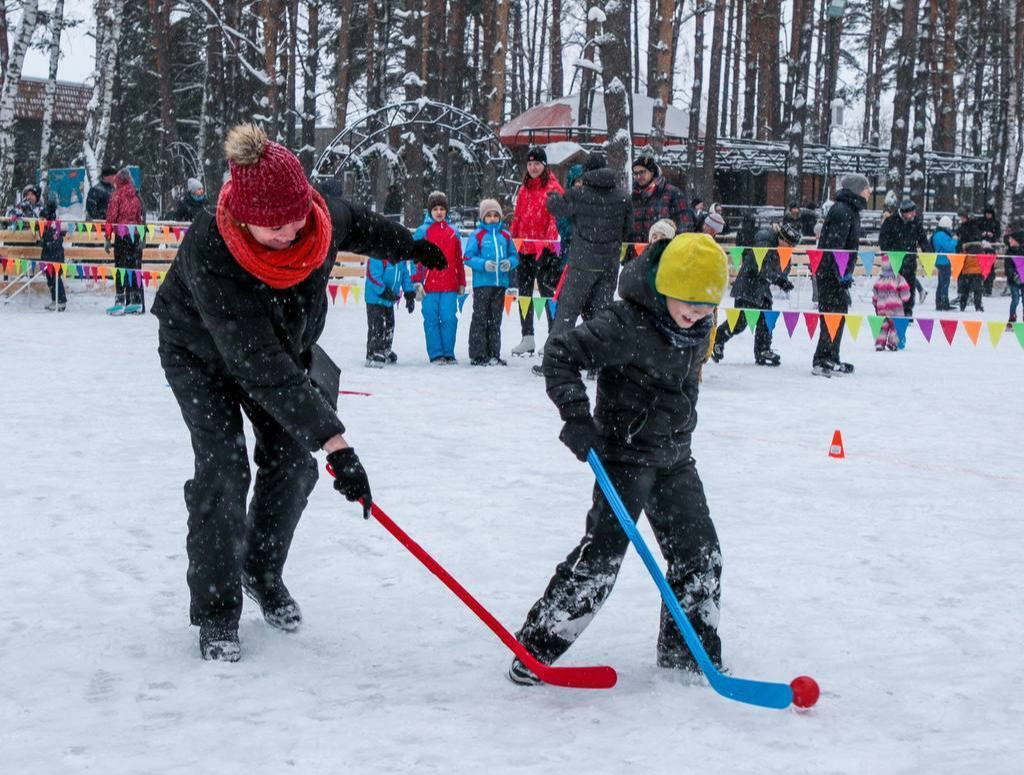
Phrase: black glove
[
  {"left": 404, "top": 291, "right": 416, "bottom": 313},
  {"left": 327, "top": 448, "right": 372, "bottom": 519},
  {"left": 559, "top": 416, "right": 601, "bottom": 463},
  {"left": 778, "top": 278, "right": 795, "bottom": 292},
  {"left": 839, "top": 276, "right": 854, "bottom": 290},
  {"left": 410, "top": 239, "right": 447, "bottom": 270}
]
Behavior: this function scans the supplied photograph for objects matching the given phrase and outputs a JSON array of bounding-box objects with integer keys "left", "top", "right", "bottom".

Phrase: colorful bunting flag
[
  {"left": 1013, "top": 257, "right": 1024, "bottom": 281},
  {"left": 634, "top": 243, "right": 648, "bottom": 256},
  {"left": 1013, "top": 322, "right": 1024, "bottom": 349},
  {"left": 887, "top": 252, "right": 907, "bottom": 276},
  {"left": 340, "top": 285, "right": 351, "bottom": 303},
  {"left": 918, "top": 253, "right": 937, "bottom": 277},
  {"left": 833, "top": 251, "right": 851, "bottom": 277},
  {"left": 752, "top": 247, "right": 769, "bottom": 270},
  {"left": 948, "top": 253, "right": 965, "bottom": 279},
  {"left": 845, "top": 314, "right": 863, "bottom": 340},
  {"left": 728, "top": 246, "right": 744, "bottom": 269},
  {"left": 867, "top": 315, "right": 885, "bottom": 341},
  {"left": 782, "top": 311, "right": 800, "bottom": 337},
  {"left": 977, "top": 254, "right": 997, "bottom": 279},
  {"left": 518, "top": 296, "right": 532, "bottom": 318},
  {"left": 806, "top": 249, "right": 824, "bottom": 276},
  {"left": 962, "top": 320, "right": 982, "bottom": 346},
  {"left": 940, "top": 319, "right": 958, "bottom": 345},
  {"left": 548, "top": 298, "right": 558, "bottom": 318},
  {"left": 823, "top": 313, "right": 844, "bottom": 341},
  {"left": 743, "top": 308, "right": 761, "bottom": 329},
  {"left": 620, "top": 244, "right": 629, "bottom": 262},
  {"left": 762, "top": 309, "right": 780, "bottom": 332},
  {"left": 776, "top": 246, "right": 793, "bottom": 272},
  {"left": 533, "top": 297, "right": 546, "bottom": 320},
  {"left": 803, "top": 312, "right": 819, "bottom": 338},
  {"left": 513, "top": 238, "right": 524, "bottom": 252},
  {"left": 987, "top": 321, "right": 1005, "bottom": 347},
  {"left": 725, "top": 307, "right": 742, "bottom": 333},
  {"left": 352, "top": 286, "right": 362, "bottom": 304},
  {"left": 327, "top": 284, "right": 338, "bottom": 303},
  {"left": 458, "top": 294, "right": 469, "bottom": 313},
  {"left": 917, "top": 318, "right": 934, "bottom": 342},
  {"left": 892, "top": 317, "right": 911, "bottom": 343},
  {"left": 503, "top": 294, "right": 515, "bottom": 316}
]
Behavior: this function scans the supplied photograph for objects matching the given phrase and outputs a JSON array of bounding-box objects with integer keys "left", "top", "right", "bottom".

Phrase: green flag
[
  {"left": 867, "top": 315, "right": 885, "bottom": 340},
  {"left": 743, "top": 308, "right": 761, "bottom": 328},
  {"left": 728, "top": 246, "right": 744, "bottom": 269}
]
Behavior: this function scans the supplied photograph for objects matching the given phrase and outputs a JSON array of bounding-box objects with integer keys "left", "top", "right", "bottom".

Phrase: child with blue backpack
[
  {"left": 464, "top": 199, "right": 519, "bottom": 365},
  {"left": 364, "top": 256, "right": 416, "bottom": 367}
]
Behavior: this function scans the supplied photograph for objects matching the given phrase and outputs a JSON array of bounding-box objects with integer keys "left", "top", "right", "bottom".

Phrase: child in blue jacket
[
  {"left": 364, "top": 256, "right": 416, "bottom": 367},
  {"left": 464, "top": 199, "right": 519, "bottom": 365}
]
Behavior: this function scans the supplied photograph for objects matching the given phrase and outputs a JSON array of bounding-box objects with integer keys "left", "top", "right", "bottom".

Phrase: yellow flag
[
  {"left": 987, "top": 321, "right": 1005, "bottom": 347},
  {"left": 725, "top": 307, "right": 741, "bottom": 332},
  {"left": 845, "top": 314, "right": 863, "bottom": 340},
  {"left": 519, "top": 296, "right": 532, "bottom": 318}
]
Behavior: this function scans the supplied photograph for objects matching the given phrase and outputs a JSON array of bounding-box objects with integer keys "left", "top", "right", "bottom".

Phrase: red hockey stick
[{"left": 336, "top": 485, "right": 616, "bottom": 688}]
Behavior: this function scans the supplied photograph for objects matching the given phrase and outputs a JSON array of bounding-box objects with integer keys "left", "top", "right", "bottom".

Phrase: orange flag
[
  {"left": 947, "top": 253, "right": 965, "bottom": 279},
  {"left": 962, "top": 320, "right": 982, "bottom": 345},
  {"left": 503, "top": 294, "right": 515, "bottom": 316},
  {"left": 823, "top": 313, "right": 844, "bottom": 341},
  {"left": 776, "top": 246, "right": 793, "bottom": 272},
  {"left": 340, "top": 285, "right": 351, "bottom": 303}
]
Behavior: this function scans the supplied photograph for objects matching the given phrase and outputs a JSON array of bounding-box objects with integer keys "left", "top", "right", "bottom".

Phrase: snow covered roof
[
  {"left": 500, "top": 92, "right": 697, "bottom": 147},
  {"left": 14, "top": 77, "right": 91, "bottom": 126}
]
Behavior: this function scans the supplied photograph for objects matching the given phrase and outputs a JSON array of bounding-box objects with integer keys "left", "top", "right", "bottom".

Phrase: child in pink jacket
[{"left": 872, "top": 255, "right": 911, "bottom": 351}]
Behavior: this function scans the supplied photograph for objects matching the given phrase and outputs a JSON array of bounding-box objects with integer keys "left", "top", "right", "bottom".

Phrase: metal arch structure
[{"left": 312, "top": 100, "right": 519, "bottom": 218}]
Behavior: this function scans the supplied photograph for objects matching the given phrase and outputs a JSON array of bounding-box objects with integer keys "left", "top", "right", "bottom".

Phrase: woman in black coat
[{"left": 152, "top": 124, "right": 446, "bottom": 661}]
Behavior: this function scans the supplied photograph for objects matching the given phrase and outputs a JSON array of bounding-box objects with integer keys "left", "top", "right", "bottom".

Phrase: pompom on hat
[
  {"left": 654, "top": 233, "right": 728, "bottom": 306},
  {"left": 222, "top": 123, "right": 312, "bottom": 227}
]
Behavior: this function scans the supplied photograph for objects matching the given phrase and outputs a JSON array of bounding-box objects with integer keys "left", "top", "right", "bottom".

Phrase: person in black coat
[
  {"left": 166, "top": 177, "right": 209, "bottom": 222},
  {"left": 152, "top": 124, "right": 446, "bottom": 662},
  {"left": 40, "top": 195, "right": 67, "bottom": 310},
  {"left": 85, "top": 167, "right": 117, "bottom": 220},
  {"left": 510, "top": 234, "right": 728, "bottom": 685},
  {"left": 813, "top": 174, "right": 869, "bottom": 377},
  {"left": 878, "top": 198, "right": 930, "bottom": 316},
  {"left": 712, "top": 222, "right": 799, "bottom": 366}
]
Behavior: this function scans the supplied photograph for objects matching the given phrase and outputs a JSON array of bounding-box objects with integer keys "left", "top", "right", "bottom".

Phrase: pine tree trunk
[
  {"left": 447, "top": 0, "right": 469, "bottom": 108},
  {"left": 549, "top": 0, "right": 563, "bottom": 98},
  {"left": 649, "top": 0, "right": 676, "bottom": 155},
  {"left": 741, "top": 0, "right": 759, "bottom": 140},
  {"left": 756, "top": 0, "right": 780, "bottom": 138},
  {"left": 0, "top": 1, "right": 9, "bottom": 93},
  {"left": 536, "top": 0, "right": 549, "bottom": 104},
  {"left": 932, "top": 0, "right": 958, "bottom": 209},
  {"left": 577, "top": 13, "right": 598, "bottom": 131},
  {"left": 402, "top": 0, "right": 424, "bottom": 224},
  {"left": 149, "top": 0, "right": 179, "bottom": 206},
  {"left": 783, "top": 0, "right": 804, "bottom": 131},
  {"left": 721, "top": 0, "right": 735, "bottom": 137},
  {"left": 285, "top": 0, "right": 299, "bottom": 149},
  {"left": 702, "top": 0, "right": 727, "bottom": 201},
  {"left": 686, "top": 2, "right": 706, "bottom": 194},
  {"left": 299, "top": 1, "right": 319, "bottom": 174},
  {"left": 908, "top": 11, "right": 930, "bottom": 206},
  {"left": 970, "top": 0, "right": 987, "bottom": 207},
  {"left": 1000, "top": 0, "right": 1023, "bottom": 221},
  {"left": 38, "top": 0, "right": 66, "bottom": 191},
  {"left": 334, "top": 0, "right": 354, "bottom": 131},
  {"left": 199, "top": 0, "right": 224, "bottom": 190},
  {"left": 426, "top": 0, "right": 446, "bottom": 102},
  {"left": 0, "top": 0, "right": 38, "bottom": 203},
  {"left": 990, "top": 0, "right": 1009, "bottom": 210},
  {"left": 600, "top": 0, "right": 634, "bottom": 185},
  {"left": 262, "top": 0, "right": 282, "bottom": 138},
  {"left": 730, "top": 0, "right": 744, "bottom": 136},
  {"left": 785, "top": 0, "right": 813, "bottom": 206},
  {"left": 633, "top": 0, "right": 641, "bottom": 94},
  {"left": 488, "top": 0, "right": 510, "bottom": 131},
  {"left": 884, "top": 0, "right": 921, "bottom": 206}
]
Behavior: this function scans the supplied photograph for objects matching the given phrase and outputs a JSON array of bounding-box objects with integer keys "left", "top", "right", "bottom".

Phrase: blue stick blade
[{"left": 588, "top": 450, "right": 794, "bottom": 710}]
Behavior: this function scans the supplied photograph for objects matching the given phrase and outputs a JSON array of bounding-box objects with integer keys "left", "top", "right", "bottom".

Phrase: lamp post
[{"left": 822, "top": 0, "right": 847, "bottom": 206}]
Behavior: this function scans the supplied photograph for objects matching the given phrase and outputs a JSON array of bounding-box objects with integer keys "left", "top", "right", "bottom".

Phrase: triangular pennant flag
[
  {"left": 728, "top": 246, "right": 744, "bottom": 269},
  {"left": 867, "top": 315, "right": 885, "bottom": 340},
  {"left": 762, "top": 309, "right": 780, "bottom": 332},
  {"left": 803, "top": 311, "right": 819, "bottom": 338},
  {"left": 172, "top": 227, "right": 183, "bottom": 241},
  {"left": 162, "top": 225, "right": 171, "bottom": 236},
  {"left": 147, "top": 224, "right": 156, "bottom": 236},
  {"left": 130, "top": 269, "right": 138, "bottom": 286},
  {"left": 782, "top": 311, "right": 800, "bottom": 337},
  {"left": 776, "top": 246, "right": 793, "bottom": 272},
  {"left": 725, "top": 307, "right": 742, "bottom": 332},
  {"left": 518, "top": 296, "right": 532, "bottom": 318},
  {"left": 806, "top": 249, "right": 824, "bottom": 276},
  {"left": 940, "top": 319, "right": 958, "bottom": 345},
  {"left": 987, "top": 321, "right": 1005, "bottom": 347},
  {"left": 458, "top": 294, "right": 469, "bottom": 313},
  {"left": 977, "top": 254, "right": 997, "bottom": 279},
  {"left": 947, "top": 253, "right": 965, "bottom": 279},
  {"left": 38, "top": 218, "right": 48, "bottom": 234},
  {"left": 117, "top": 267, "right": 126, "bottom": 284},
  {"left": 340, "top": 285, "right": 351, "bottom": 303},
  {"left": 504, "top": 294, "right": 515, "bottom": 316},
  {"left": 352, "top": 286, "right": 362, "bottom": 304},
  {"left": 327, "top": 284, "right": 338, "bottom": 303},
  {"left": 962, "top": 320, "right": 982, "bottom": 346},
  {"left": 116, "top": 224, "right": 128, "bottom": 238},
  {"left": 552, "top": 240, "right": 561, "bottom": 255},
  {"left": 917, "top": 318, "right": 934, "bottom": 342},
  {"left": 548, "top": 298, "right": 557, "bottom": 318},
  {"left": 634, "top": 243, "right": 648, "bottom": 256},
  {"left": 918, "top": 252, "right": 937, "bottom": 277},
  {"left": 142, "top": 271, "right": 151, "bottom": 287},
  {"left": 1013, "top": 322, "right": 1024, "bottom": 350},
  {"left": 533, "top": 297, "right": 546, "bottom": 319},
  {"left": 823, "top": 313, "right": 844, "bottom": 341},
  {"left": 513, "top": 238, "right": 524, "bottom": 252},
  {"left": 752, "top": 247, "right": 769, "bottom": 270},
  {"left": 833, "top": 251, "right": 851, "bottom": 277},
  {"left": 1013, "top": 257, "right": 1024, "bottom": 281},
  {"left": 743, "top": 308, "right": 761, "bottom": 328},
  {"left": 845, "top": 314, "right": 863, "bottom": 340},
  {"left": 892, "top": 316, "right": 911, "bottom": 343},
  {"left": 135, "top": 225, "right": 145, "bottom": 241},
  {"left": 620, "top": 243, "right": 629, "bottom": 262},
  {"left": 887, "top": 251, "right": 906, "bottom": 276}
]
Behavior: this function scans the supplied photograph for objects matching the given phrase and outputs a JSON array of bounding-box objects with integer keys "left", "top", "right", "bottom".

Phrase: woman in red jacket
[{"left": 510, "top": 147, "right": 564, "bottom": 355}]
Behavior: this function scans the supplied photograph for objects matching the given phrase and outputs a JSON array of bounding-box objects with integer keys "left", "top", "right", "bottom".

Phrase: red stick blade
[{"left": 534, "top": 664, "right": 618, "bottom": 690}]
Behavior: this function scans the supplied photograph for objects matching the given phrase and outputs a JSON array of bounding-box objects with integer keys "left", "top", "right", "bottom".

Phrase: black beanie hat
[
  {"left": 583, "top": 152, "right": 607, "bottom": 172},
  {"left": 526, "top": 146, "right": 547, "bottom": 165},
  {"left": 101, "top": 166, "right": 118, "bottom": 178},
  {"left": 632, "top": 154, "right": 658, "bottom": 175}
]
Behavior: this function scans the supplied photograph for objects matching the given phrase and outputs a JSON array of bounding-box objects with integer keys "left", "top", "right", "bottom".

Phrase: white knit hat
[{"left": 648, "top": 218, "right": 677, "bottom": 243}]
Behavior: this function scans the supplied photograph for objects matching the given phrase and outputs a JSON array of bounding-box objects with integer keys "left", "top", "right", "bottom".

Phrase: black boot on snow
[
  {"left": 243, "top": 572, "right": 302, "bottom": 632},
  {"left": 710, "top": 341, "right": 725, "bottom": 363},
  {"left": 507, "top": 657, "right": 542, "bottom": 686},
  {"left": 830, "top": 361, "right": 855, "bottom": 376},
  {"left": 754, "top": 349, "right": 781, "bottom": 366},
  {"left": 200, "top": 623, "right": 241, "bottom": 662}
]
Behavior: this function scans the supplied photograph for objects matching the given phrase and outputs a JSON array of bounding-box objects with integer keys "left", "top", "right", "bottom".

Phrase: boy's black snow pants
[
  {"left": 516, "top": 457, "right": 722, "bottom": 671},
  {"left": 551, "top": 267, "right": 617, "bottom": 336},
  {"left": 714, "top": 297, "right": 772, "bottom": 355},
  {"left": 516, "top": 250, "right": 559, "bottom": 337},
  {"left": 160, "top": 342, "right": 319, "bottom": 628},
  {"left": 113, "top": 235, "right": 144, "bottom": 307},
  {"left": 366, "top": 303, "right": 396, "bottom": 359},
  {"left": 469, "top": 286, "right": 505, "bottom": 361},
  {"left": 959, "top": 274, "right": 983, "bottom": 311}
]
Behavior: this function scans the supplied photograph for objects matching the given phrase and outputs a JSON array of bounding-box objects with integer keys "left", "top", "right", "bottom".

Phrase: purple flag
[
  {"left": 1013, "top": 257, "right": 1024, "bottom": 281},
  {"left": 782, "top": 310, "right": 801, "bottom": 338},
  {"left": 833, "top": 251, "right": 852, "bottom": 277},
  {"left": 917, "top": 318, "right": 934, "bottom": 342}
]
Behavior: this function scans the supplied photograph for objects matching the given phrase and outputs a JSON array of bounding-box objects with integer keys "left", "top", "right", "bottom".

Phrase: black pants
[
  {"left": 813, "top": 290, "right": 848, "bottom": 367},
  {"left": 517, "top": 250, "right": 559, "bottom": 336},
  {"left": 551, "top": 267, "right": 617, "bottom": 336},
  {"left": 959, "top": 274, "right": 983, "bottom": 311},
  {"left": 715, "top": 297, "right": 771, "bottom": 355},
  {"left": 114, "top": 236, "right": 144, "bottom": 307},
  {"left": 517, "top": 457, "right": 722, "bottom": 670},
  {"left": 46, "top": 267, "right": 66, "bottom": 304},
  {"left": 161, "top": 344, "right": 318, "bottom": 627},
  {"left": 469, "top": 286, "right": 506, "bottom": 361},
  {"left": 366, "top": 303, "right": 395, "bottom": 359}
]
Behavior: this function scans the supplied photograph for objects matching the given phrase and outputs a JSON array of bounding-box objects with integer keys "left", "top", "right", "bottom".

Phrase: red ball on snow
[{"left": 790, "top": 676, "right": 820, "bottom": 709}]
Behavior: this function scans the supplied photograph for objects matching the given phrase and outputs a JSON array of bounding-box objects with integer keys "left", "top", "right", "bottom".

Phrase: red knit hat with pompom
[{"left": 222, "top": 123, "right": 312, "bottom": 227}]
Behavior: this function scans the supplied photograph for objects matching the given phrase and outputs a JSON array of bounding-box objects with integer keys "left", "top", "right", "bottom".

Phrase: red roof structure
[{"left": 14, "top": 77, "right": 92, "bottom": 126}]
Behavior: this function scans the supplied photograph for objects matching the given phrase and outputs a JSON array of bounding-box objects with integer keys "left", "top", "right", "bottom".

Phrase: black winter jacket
[
  {"left": 85, "top": 181, "right": 113, "bottom": 221},
  {"left": 543, "top": 241, "right": 707, "bottom": 467},
  {"left": 546, "top": 168, "right": 632, "bottom": 271},
  {"left": 167, "top": 195, "right": 208, "bottom": 223},
  {"left": 816, "top": 188, "right": 865, "bottom": 310},
  {"left": 729, "top": 227, "right": 793, "bottom": 306},
  {"left": 152, "top": 194, "right": 416, "bottom": 452},
  {"left": 878, "top": 214, "right": 929, "bottom": 284}
]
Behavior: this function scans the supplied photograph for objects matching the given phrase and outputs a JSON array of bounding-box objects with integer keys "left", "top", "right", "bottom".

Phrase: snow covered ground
[{"left": 2, "top": 280, "right": 1023, "bottom": 774}]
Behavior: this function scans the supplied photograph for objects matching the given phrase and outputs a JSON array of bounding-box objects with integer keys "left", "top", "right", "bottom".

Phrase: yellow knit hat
[{"left": 654, "top": 233, "right": 728, "bottom": 305}]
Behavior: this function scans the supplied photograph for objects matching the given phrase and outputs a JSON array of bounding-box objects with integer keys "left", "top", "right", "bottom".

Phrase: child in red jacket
[{"left": 412, "top": 191, "right": 466, "bottom": 363}]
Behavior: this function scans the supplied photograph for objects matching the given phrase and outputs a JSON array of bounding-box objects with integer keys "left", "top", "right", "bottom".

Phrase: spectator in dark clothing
[
  {"left": 712, "top": 222, "right": 799, "bottom": 366},
  {"left": 878, "top": 198, "right": 930, "bottom": 316},
  {"left": 800, "top": 202, "right": 818, "bottom": 237},
  {"left": 981, "top": 207, "right": 1001, "bottom": 295},
  {"left": 782, "top": 202, "right": 803, "bottom": 232},
  {"left": 958, "top": 215, "right": 996, "bottom": 312},
  {"left": 735, "top": 213, "right": 758, "bottom": 248},
  {"left": 384, "top": 182, "right": 403, "bottom": 217},
  {"left": 628, "top": 154, "right": 694, "bottom": 243},
  {"left": 1005, "top": 228, "right": 1024, "bottom": 328},
  {"left": 41, "top": 195, "right": 67, "bottom": 311},
  {"left": 812, "top": 174, "right": 869, "bottom": 377},
  {"left": 167, "top": 178, "right": 208, "bottom": 222},
  {"left": 7, "top": 184, "right": 42, "bottom": 218},
  {"left": 85, "top": 167, "right": 117, "bottom": 221}
]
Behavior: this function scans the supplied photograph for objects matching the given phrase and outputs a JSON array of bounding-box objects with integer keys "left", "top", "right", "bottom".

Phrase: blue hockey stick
[{"left": 588, "top": 450, "right": 798, "bottom": 710}]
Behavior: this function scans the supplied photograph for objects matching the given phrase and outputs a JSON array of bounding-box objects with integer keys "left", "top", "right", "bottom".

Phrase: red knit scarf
[{"left": 217, "top": 183, "right": 333, "bottom": 289}]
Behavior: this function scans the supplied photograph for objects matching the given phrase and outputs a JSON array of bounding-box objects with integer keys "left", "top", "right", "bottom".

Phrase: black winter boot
[
  {"left": 754, "top": 349, "right": 781, "bottom": 366},
  {"left": 507, "top": 657, "right": 542, "bottom": 686},
  {"left": 243, "top": 572, "right": 302, "bottom": 632},
  {"left": 200, "top": 623, "right": 240, "bottom": 662}
]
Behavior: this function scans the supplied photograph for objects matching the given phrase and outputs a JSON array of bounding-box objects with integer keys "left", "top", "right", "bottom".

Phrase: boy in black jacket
[{"left": 510, "top": 233, "right": 728, "bottom": 685}]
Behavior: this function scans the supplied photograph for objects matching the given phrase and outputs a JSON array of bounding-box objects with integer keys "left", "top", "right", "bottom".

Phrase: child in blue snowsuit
[
  {"left": 364, "top": 257, "right": 416, "bottom": 367},
  {"left": 411, "top": 191, "right": 466, "bottom": 364},
  {"left": 463, "top": 198, "right": 519, "bottom": 365}
]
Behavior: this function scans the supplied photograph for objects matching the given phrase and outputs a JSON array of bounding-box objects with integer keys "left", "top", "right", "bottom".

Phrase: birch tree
[
  {"left": 1000, "top": 0, "right": 1024, "bottom": 222},
  {"left": 39, "top": 0, "right": 67, "bottom": 194},
  {"left": 884, "top": 0, "right": 921, "bottom": 205},
  {"left": 0, "top": 0, "right": 39, "bottom": 204}
]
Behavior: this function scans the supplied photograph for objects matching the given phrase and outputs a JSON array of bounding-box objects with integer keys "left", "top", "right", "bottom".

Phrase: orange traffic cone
[{"left": 828, "top": 429, "right": 845, "bottom": 459}]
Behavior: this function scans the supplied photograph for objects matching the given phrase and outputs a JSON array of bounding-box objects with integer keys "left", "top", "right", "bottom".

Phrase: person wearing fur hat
[
  {"left": 627, "top": 154, "right": 694, "bottom": 244},
  {"left": 411, "top": 190, "right": 466, "bottom": 363},
  {"left": 151, "top": 123, "right": 447, "bottom": 662},
  {"left": 510, "top": 146, "right": 565, "bottom": 356},
  {"left": 167, "top": 177, "right": 209, "bottom": 223},
  {"left": 104, "top": 168, "right": 147, "bottom": 315},
  {"left": 464, "top": 198, "right": 519, "bottom": 364},
  {"left": 509, "top": 233, "right": 728, "bottom": 686}
]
